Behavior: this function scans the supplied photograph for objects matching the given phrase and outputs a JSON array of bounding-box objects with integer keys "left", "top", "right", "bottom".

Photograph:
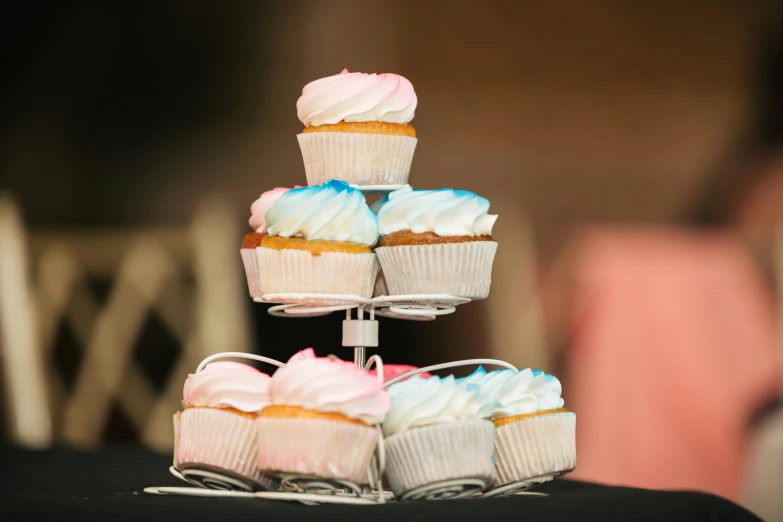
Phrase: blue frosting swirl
[
  {"left": 459, "top": 366, "right": 565, "bottom": 418},
  {"left": 266, "top": 180, "right": 379, "bottom": 246}
]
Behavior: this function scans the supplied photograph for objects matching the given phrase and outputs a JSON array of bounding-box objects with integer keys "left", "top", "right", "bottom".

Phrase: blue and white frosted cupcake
[
  {"left": 257, "top": 180, "right": 380, "bottom": 299},
  {"left": 374, "top": 185, "right": 498, "bottom": 299},
  {"left": 382, "top": 375, "right": 496, "bottom": 497},
  {"left": 463, "top": 367, "right": 576, "bottom": 487}
]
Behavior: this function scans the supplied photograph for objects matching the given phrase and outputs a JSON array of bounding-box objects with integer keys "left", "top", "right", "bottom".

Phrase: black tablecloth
[{"left": 0, "top": 445, "right": 759, "bottom": 522}]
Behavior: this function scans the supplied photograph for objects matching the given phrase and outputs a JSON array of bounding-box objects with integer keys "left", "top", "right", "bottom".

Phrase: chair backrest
[{"left": 0, "top": 195, "right": 251, "bottom": 452}]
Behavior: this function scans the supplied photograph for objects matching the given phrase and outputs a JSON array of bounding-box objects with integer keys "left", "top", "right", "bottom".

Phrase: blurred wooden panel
[{"left": 392, "top": 0, "right": 758, "bottom": 251}]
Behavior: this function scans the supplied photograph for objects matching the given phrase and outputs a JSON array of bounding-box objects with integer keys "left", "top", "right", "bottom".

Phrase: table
[{"left": 0, "top": 445, "right": 760, "bottom": 522}]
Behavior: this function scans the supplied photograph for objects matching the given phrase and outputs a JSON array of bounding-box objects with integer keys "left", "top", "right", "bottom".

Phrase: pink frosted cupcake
[
  {"left": 296, "top": 69, "right": 418, "bottom": 187},
  {"left": 256, "top": 349, "right": 390, "bottom": 484},
  {"left": 241, "top": 187, "right": 299, "bottom": 298},
  {"left": 175, "top": 362, "right": 276, "bottom": 490}
]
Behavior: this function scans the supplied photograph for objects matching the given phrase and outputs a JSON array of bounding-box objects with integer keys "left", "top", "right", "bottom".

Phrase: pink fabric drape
[{"left": 559, "top": 228, "right": 781, "bottom": 502}]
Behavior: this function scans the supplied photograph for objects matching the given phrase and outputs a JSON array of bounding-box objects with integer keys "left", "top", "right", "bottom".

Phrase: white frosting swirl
[
  {"left": 297, "top": 69, "right": 417, "bottom": 127},
  {"left": 382, "top": 375, "right": 492, "bottom": 437},
  {"left": 182, "top": 362, "right": 271, "bottom": 413},
  {"left": 269, "top": 349, "right": 390, "bottom": 424},
  {"left": 376, "top": 185, "right": 497, "bottom": 237},
  {"left": 265, "top": 180, "right": 379, "bottom": 246},
  {"left": 461, "top": 367, "right": 565, "bottom": 418}
]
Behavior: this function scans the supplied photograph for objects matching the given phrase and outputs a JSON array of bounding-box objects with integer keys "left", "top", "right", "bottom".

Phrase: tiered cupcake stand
[{"left": 145, "top": 185, "right": 557, "bottom": 504}]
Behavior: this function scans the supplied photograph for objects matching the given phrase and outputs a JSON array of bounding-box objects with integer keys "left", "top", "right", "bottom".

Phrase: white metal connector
[{"left": 342, "top": 319, "right": 379, "bottom": 348}]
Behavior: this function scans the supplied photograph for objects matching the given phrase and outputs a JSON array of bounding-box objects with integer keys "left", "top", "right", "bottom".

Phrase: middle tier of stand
[
  {"left": 253, "top": 292, "right": 473, "bottom": 368},
  {"left": 254, "top": 293, "right": 471, "bottom": 321}
]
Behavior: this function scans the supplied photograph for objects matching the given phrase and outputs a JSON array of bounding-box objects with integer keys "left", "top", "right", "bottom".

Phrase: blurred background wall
[
  {"left": 3, "top": 0, "right": 773, "bottom": 360},
  {"left": 2, "top": 0, "right": 783, "bottom": 517},
  {"left": 2, "top": 1, "right": 765, "bottom": 248}
]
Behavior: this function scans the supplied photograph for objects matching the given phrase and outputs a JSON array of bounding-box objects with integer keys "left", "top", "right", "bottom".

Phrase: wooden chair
[{"left": 0, "top": 194, "right": 251, "bottom": 452}]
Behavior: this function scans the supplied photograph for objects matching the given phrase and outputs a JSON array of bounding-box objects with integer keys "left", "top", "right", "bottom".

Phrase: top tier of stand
[{"left": 349, "top": 184, "right": 405, "bottom": 194}]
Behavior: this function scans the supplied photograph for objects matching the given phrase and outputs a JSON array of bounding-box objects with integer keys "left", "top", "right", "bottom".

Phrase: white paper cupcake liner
[
  {"left": 375, "top": 241, "right": 498, "bottom": 299},
  {"left": 256, "top": 246, "right": 379, "bottom": 299},
  {"left": 256, "top": 417, "right": 379, "bottom": 484},
  {"left": 297, "top": 132, "right": 417, "bottom": 186},
  {"left": 493, "top": 411, "right": 576, "bottom": 487},
  {"left": 176, "top": 408, "right": 275, "bottom": 489},
  {"left": 240, "top": 248, "right": 262, "bottom": 298},
  {"left": 373, "top": 270, "right": 389, "bottom": 297},
  {"left": 173, "top": 412, "right": 181, "bottom": 468},
  {"left": 383, "top": 419, "right": 496, "bottom": 497}
]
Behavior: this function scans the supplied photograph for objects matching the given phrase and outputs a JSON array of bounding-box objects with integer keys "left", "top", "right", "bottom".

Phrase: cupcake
[
  {"left": 256, "top": 349, "right": 389, "bottom": 484},
  {"left": 382, "top": 375, "right": 496, "bottom": 498},
  {"left": 374, "top": 185, "right": 498, "bottom": 299},
  {"left": 296, "top": 69, "right": 418, "bottom": 186},
  {"left": 241, "top": 187, "right": 299, "bottom": 298},
  {"left": 256, "top": 180, "right": 380, "bottom": 299},
  {"left": 463, "top": 367, "right": 576, "bottom": 487},
  {"left": 175, "top": 362, "right": 277, "bottom": 490}
]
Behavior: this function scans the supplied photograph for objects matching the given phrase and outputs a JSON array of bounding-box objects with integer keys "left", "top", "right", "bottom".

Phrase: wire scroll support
[
  {"left": 482, "top": 471, "right": 568, "bottom": 498},
  {"left": 158, "top": 467, "right": 385, "bottom": 505}
]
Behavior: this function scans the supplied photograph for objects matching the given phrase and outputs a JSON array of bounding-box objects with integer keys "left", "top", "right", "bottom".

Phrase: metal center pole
[
  {"left": 354, "top": 305, "right": 365, "bottom": 367},
  {"left": 344, "top": 305, "right": 377, "bottom": 368},
  {"left": 354, "top": 346, "right": 366, "bottom": 368}
]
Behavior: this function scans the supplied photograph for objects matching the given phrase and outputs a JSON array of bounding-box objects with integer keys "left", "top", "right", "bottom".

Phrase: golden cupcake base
[
  {"left": 378, "top": 231, "right": 495, "bottom": 247},
  {"left": 260, "top": 235, "right": 372, "bottom": 256},
  {"left": 303, "top": 121, "right": 416, "bottom": 137},
  {"left": 491, "top": 408, "right": 570, "bottom": 428},
  {"left": 259, "top": 404, "right": 370, "bottom": 427}
]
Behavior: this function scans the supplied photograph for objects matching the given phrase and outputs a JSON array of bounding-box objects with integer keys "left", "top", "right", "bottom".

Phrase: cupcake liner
[
  {"left": 240, "top": 248, "right": 262, "bottom": 298},
  {"left": 297, "top": 132, "right": 417, "bottom": 187},
  {"left": 173, "top": 412, "right": 181, "bottom": 468},
  {"left": 493, "top": 411, "right": 576, "bottom": 487},
  {"left": 373, "top": 270, "right": 389, "bottom": 297},
  {"left": 383, "top": 419, "right": 496, "bottom": 497},
  {"left": 176, "top": 408, "right": 275, "bottom": 490},
  {"left": 256, "top": 417, "right": 379, "bottom": 484},
  {"left": 375, "top": 241, "right": 498, "bottom": 299},
  {"left": 256, "top": 246, "right": 379, "bottom": 299}
]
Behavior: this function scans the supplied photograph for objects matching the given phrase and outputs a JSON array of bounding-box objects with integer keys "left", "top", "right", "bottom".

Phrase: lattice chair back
[{"left": 0, "top": 195, "right": 251, "bottom": 452}]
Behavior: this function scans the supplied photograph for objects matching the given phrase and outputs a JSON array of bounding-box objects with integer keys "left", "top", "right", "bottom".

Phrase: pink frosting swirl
[
  {"left": 249, "top": 187, "right": 301, "bottom": 233},
  {"left": 183, "top": 362, "right": 271, "bottom": 413},
  {"left": 269, "top": 348, "right": 391, "bottom": 424},
  {"left": 297, "top": 69, "right": 417, "bottom": 127}
]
